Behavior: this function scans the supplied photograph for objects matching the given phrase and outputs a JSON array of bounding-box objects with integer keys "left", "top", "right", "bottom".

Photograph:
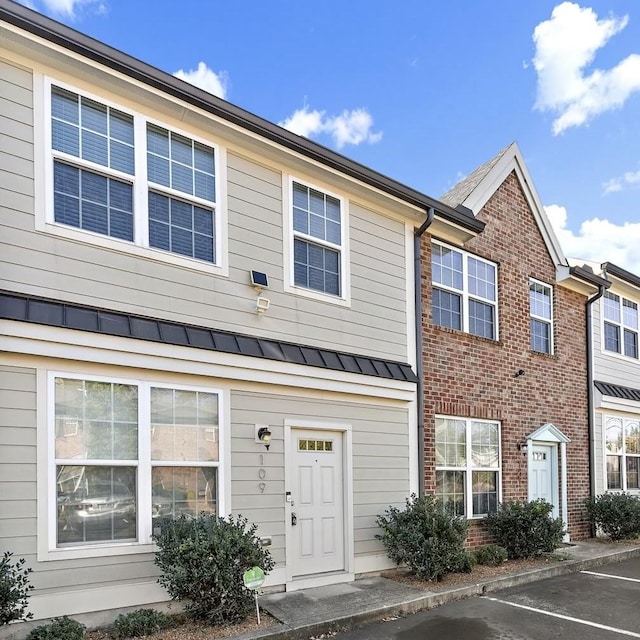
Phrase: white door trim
[{"left": 284, "top": 419, "right": 354, "bottom": 591}]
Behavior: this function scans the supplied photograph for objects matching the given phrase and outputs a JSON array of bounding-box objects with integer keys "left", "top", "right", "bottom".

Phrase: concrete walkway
[{"left": 235, "top": 540, "right": 640, "bottom": 640}]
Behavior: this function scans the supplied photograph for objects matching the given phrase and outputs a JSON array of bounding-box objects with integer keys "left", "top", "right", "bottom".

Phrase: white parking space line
[
  {"left": 483, "top": 597, "right": 640, "bottom": 638},
  {"left": 581, "top": 570, "right": 640, "bottom": 584}
]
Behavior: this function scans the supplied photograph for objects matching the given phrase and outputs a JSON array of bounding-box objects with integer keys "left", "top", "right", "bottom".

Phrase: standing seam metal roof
[
  {"left": 0, "top": 291, "right": 418, "bottom": 384},
  {"left": 594, "top": 381, "right": 640, "bottom": 402}
]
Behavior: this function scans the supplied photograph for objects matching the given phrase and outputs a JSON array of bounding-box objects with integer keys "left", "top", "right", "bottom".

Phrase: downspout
[
  {"left": 414, "top": 207, "right": 435, "bottom": 497},
  {"left": 586, "top": 271, "right": 608, "bottom": 534}
]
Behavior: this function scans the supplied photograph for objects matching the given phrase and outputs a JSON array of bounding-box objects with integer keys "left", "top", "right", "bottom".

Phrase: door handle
[{"left": 291, "top": 512, "right": 297, "bottom": 526}]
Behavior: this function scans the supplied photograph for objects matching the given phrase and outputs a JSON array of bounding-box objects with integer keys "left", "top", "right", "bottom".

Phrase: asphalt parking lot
[{"left": 331, "top": 557, "right": 640, "bottom": 640}]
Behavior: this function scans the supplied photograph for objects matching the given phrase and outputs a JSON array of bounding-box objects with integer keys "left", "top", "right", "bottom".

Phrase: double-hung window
[
  {"left": 603, "top": 292, "right": 639, "bottom": 359},
  {"left": 530, "top": 279, "right": 553, "bottom": 354},
  {"left": 48, "top": 82, "right": 220, "bottom": 267},
  {"left": 605, "top": 415, "right": 640, "bottom": 490},
  {"left": 431, "top": 241, "right": 498, "bottom": 339},
  {"left": 290, "top": 180, "right": 344, "bottom": 298},
  {"left": 53, "top": 374, "right": 221, "bottom": 551},
  {"left": 435, "top": 417, "right": 500, "bottom": 518}
]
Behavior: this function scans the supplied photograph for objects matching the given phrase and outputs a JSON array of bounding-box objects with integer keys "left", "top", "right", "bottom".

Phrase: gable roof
[
  {"left": 0, "top": 0, "right": 484, "bottom": 236},
  {"left": 441, "top": 143, "right": 513, "bottom": 209},
  {"left": 441, "top": 142, "right": 567, "bottom": 268}
]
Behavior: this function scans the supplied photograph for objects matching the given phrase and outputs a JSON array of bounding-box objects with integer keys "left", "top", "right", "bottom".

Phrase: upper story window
[
  {"left": 431, "top": 241, "right": 498, "bottom": 340},
  {"left": 288, "top": 179, "right": 347, "bottom": 300},
  {"left": 435, "top": 416, "right": 500, "bottom": 518},
  {"left": 52, "top": 374, "right": 222, "bottom": 553},
  {"left": 47, "top": 82, "right": 222, "bottom": 268},
  {"left": 530, "top": 279, "right": 553, "bottom": 354},
  {"left": 603, "top": 291, "right": 638, "bottom": 359},
  {"left": 605, "top": 415, "right": 640, "bottom": 491}
]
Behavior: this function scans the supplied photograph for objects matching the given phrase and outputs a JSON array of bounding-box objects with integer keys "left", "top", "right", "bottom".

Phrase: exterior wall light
[{"left": 257, "top": 426, "right": 272, "bottom": 450}]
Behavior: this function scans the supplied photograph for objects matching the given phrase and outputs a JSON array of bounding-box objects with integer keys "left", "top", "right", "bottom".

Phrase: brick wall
[{"left": 421, "top": 171, "right": 591, "bottom": 542}]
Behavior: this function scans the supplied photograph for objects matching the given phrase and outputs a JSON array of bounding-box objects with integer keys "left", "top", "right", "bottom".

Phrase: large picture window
[
  {"left": 48, "top": 82, "right": 220, "bottom": 266},
  {"left": 290, "top": 180, "right": 344, "bottom": 298},
  {"left": 605, "top": 415, "right": 640, "bottom": 491},
  {"left": 53, "top": 375, "right": 220, "bottom": 548},
  {"left": 435, "top": 416, "right": 501, "bottom": 518},
  {"left": 603, "top": 292, "right": 638, "bottom": 359},
  {"left": 432, "top": 242, "right": 498, "bottom": 340}
]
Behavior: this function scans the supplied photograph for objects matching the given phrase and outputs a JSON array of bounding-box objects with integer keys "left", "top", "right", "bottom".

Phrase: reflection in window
[
  {"left": 435, "top": 417, "right": 500, "bottom": 517},
  {"left": 605, "top": 416, "right": 640, "bottom": 491},
  {"left": 53, "top": 375, "right": 221, "bottom": 548}
]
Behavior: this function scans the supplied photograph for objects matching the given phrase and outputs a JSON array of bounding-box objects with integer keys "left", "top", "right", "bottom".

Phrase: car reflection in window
[{"left": 58, "top": 481, "right": 136, "bottom": 544}]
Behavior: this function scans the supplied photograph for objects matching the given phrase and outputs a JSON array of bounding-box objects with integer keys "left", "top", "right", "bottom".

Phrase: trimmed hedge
[
  {"left": 153, "top": 513, "right": 274, "bottom": 624},
  {"left": 485, "top": 500, "right": 564, "bottom": 559},
  {"left": 376, "top": 494, "right": 474, "bottom": 581},
  {"left": 585, "top": 493, "right": 640, "bottom": 541}
]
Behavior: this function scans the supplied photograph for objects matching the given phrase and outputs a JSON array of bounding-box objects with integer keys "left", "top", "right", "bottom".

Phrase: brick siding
[{"left": 421, "top": 171, "right": 591, "bottom": 542}]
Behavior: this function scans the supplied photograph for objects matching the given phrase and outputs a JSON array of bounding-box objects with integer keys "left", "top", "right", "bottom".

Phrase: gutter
[
  {"left": 0, "top": 1, "right": 485, "bottom": 236},
  {"left": 414, "top": 208, "right": 435, "bottom": 497},
  {"left": 583, "top": 267, "right": 610, "bottom": 531}
]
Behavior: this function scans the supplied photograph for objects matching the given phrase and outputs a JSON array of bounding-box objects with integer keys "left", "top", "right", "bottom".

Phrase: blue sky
[{"left": 16, "top": 0, "right": 640, "bottom": 272}]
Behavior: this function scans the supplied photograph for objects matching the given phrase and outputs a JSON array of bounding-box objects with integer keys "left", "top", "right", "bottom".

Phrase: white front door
[
  {"left": 529, "top": 444, "right": 558, "bottom": 515},
  {"left": 291, "top": 429, "right": 344, "bottom": 578}
]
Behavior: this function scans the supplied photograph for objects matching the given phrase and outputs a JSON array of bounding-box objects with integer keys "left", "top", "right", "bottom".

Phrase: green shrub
[
  {"left": 585, "top": 493, "right": 640, "bottom": 541},
  {"left": 26, "top": 616, "right": 85, "bottom": 640},
  {"left": 112, "top": 608, "right": 174, "bottom": 638},
  {"left": 486, "top": 500, "right": 564, "bottom": 559},
  {"left": 375, "top": 494, "right": 470, "bottom": 581},
  {"left": 474, "top": 544, "right": 508, "bottom": 566},
  {"left": 0, "top": 551, "right": 33, "bottom": 625},
  {"left": 153, "top": 513, "right": 274, "bottom": 625}
]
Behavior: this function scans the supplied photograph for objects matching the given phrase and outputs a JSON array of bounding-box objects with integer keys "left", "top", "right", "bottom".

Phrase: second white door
[{"left": 291, "top": 429, "right": 344, "bottom": 578}]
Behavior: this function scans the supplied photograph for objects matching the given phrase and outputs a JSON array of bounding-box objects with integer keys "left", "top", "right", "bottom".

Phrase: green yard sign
[
  {"left": 243, "top": 566, "right": 266, "bottom": 625},
  {"left": 243, "top": 566, "right": 265, "bottom": 590}
]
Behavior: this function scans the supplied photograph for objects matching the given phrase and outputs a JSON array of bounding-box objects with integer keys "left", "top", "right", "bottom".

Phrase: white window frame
[
  {"left": 283, "top": 175, "right": 351, "bottom": 306},
  {"left": 44, "top": 371, "right": 225, "bottom": 560},
  {"left": 601, "top": 291, "right": 639, "bottom": 360},
  {"left": 35, "top": 75, "right": 228, "bottom": 276},
  {"left": 435, "top": 416, "right": 502, "bottom": 519},
  {"left": 529, "top": 278, "right": 554, "bottom": 355},
  {"left": 603, "top": 414, "right": 640, "bottom": 492},
  {"left": 431, "top": 240, "right": 499, "bottom": 340}
]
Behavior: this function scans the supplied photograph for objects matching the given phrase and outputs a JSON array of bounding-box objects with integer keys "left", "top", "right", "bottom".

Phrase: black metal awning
[{"left": 0, "top": 290, "right": 418, "bottom": 384}]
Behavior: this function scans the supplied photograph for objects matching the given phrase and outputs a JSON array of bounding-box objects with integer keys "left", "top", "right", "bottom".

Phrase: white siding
[
  {"left": 0, "top": 364, "right": 162, "bottom": 603},
  {"left": 0, "top": 58, "right": 410, "bottom": 363},
  {"left": 230, "top": 390, "right": 410, "bottom": 562}
]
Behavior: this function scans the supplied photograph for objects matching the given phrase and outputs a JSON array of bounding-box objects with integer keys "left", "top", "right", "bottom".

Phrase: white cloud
[
  {"left": 279, "top": 107, "right": 326, "bottom": 138},
  {"left": 546, "top": 203, "right": 640, "bottom": 272},
  {"left": 279, "top": 106, "right": 382, "bottom": 149},
  {"left": 173, "top": 62, "right": 228, "bottom": 100},
  {"left": 602, "top": 168, "right": 640, "bottom": 195},
  {"left": 40, "top": 0, "right": 106, "bottom": 18},
  {"left": 533, "top": 2, "right": 640, "bottom": 135}
]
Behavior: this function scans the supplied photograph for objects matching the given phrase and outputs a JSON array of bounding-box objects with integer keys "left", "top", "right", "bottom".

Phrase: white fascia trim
[
  {"left": 1, "top": 322, "right": 416, "bottom": 401},
  {"left": 1, "top": 27, "right": 425, "bottom": 224},
  {"left": 598, "top": 397, "right": 640, "bottom": 413},
  {"left": 461, "top": 143, "right": 566, "bottom": 268}
]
